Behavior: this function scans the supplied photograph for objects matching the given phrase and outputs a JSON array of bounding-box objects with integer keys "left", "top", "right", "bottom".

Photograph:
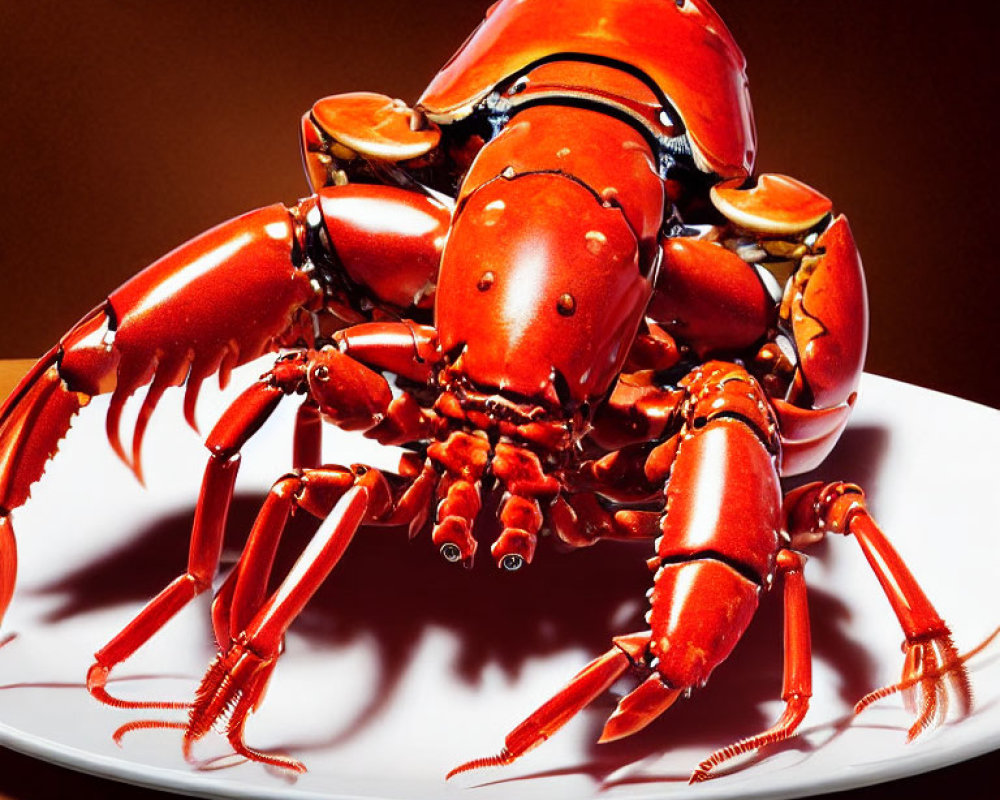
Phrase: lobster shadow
[
  {"left": 31, "top": 424, "right": 890, "bottom": 782},
  {"left": 786, "top": 424, "right": 891, "bottom": 493}
]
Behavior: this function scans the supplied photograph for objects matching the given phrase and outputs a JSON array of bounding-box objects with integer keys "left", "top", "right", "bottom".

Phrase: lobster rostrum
[{"left": 0, "top": 0, "right": 983, "bottom": 782}]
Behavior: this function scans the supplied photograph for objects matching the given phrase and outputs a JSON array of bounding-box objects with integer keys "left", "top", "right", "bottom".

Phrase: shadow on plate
[{"left": 25, "top": 425, "right": 895, "bottom": 783}]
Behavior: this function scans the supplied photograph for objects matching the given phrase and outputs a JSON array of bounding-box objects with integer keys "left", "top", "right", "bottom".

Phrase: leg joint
[
  {"left": 679, "top": 362, "right": 780, "bottom": 453},
  {"left": 783, "top": 480, "right": 867, "bottom": 540}
]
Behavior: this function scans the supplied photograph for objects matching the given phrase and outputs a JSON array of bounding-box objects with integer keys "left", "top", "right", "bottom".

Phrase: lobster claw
[
  {"left": 0, "top": 202, "right": 320, "bottom": 619},
  {"left": 2, "top": 202, "right": 318, "bottom": 483},
  {"left": 96, "top": 203, "right": 321, "bottom": 476}
]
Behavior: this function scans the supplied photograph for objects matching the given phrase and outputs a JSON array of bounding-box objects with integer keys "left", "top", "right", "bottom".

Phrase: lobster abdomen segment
[{"left": 418, "top": 0, "right": 755, "bottom": 177}]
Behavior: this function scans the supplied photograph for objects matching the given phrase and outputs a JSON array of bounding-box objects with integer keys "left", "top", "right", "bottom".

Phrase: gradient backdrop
[
  {"left": 1, "top": 1, "right": 997, "bottom": 406},
  {"left": 0, "top": 4, "right": 997, "bottom": 797}
]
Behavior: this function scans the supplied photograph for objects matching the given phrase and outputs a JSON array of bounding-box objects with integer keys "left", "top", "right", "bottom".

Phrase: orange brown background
[{"left": 1, "top": 0, "right": 997, "bottom": 407}]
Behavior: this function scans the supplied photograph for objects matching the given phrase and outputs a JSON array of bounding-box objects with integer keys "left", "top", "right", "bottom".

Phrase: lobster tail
[{"left": 2, "top": 201, "right": 319, "bottom": 494}]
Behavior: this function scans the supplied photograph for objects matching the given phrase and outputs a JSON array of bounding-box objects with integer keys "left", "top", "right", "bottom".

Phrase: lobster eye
[
  {"left": 556, "top": 293, "right": 576, "bottom": 316},
  {"left": 440, "top": 543, "right": 463, "bottom": 563},
  {"left": 500, "top": 553, "right": 524, "bottom": 572},
  {"left": 477, "top": 271, "right": 495, "bottom": 291}
]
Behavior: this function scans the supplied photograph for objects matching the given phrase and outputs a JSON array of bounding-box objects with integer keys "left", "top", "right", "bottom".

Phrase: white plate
[{"left": 0, "top": 367, "right": 997, "bottom": 800}]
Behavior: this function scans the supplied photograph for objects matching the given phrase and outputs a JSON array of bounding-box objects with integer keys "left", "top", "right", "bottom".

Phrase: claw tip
[{"left": 597, "top": 719, "right": 628, "bottom": 744}]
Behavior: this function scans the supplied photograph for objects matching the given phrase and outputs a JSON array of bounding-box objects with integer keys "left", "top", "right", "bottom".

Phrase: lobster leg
[
  {"left": 689, "top": 549, "right": 812, "bottom": 782},
  {"left": 87, "top": 374, "right": 290, "bottom": 708},
  {"left": 89, "top": 340, "right": 433, "bottom": 705},
  {"left": 0, "top": 185, "right": 449, "bottom": 628},
  {"left": 292, "top": 400, "right": 323, "bottom": 470},
  {"left": 186, "top": 468, "right": 396, "bottom": 770},
  {"left": 451, "top": 363, "right": 787, "bottom": 780},
  {"left": 447, "top": 634, "right": 648, "bottom": 779},
  {"left": 784, "top": 482, "right": 974, "bottom": 738},
  {"left": 210, "top": 464, "right": 392, "bottom": 648},
  {"left": 116, "top": 459, "right": 427, "bottom": 768}
]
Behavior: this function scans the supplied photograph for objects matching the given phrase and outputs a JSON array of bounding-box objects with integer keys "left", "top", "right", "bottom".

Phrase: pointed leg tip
[
  {"left": 86, "top": 662, "right": 110, "bottom": 694},
  {"left": 446, "top": 748, "right": 512, "bottom": 780},
  {"left": 130, "top": 455, "right": 147, "bottom": 487},
  {"left": 182, "top": 738, "right": 195, "bottom": 765},
  {"left": 446, "top": 761, "right": 481, "bottom": 781},
  {"left": 241, "top": 748, "right": 306, "bottom": 774}
]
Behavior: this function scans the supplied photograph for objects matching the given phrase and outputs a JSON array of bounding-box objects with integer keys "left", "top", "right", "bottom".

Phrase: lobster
[{"left": 0, "top": 0, "right": 983, "bottom": 783}]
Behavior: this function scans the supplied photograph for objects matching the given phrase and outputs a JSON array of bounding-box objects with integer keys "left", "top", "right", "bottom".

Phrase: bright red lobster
[{"left": 0, "top": 0, "right": 981, "bottom": 782}]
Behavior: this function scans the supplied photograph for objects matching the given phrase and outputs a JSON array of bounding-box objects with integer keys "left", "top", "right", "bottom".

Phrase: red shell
[
  {"left": 436, "top": 172, "right": 651, "bottom": 404},
  {"left": 418, "top": 0, "right": 756, "bottom": 177},
  {"left": 711, "top": 174, "right": 833, "bottom": 234},
  {"left": 791, "top": 215, "right": 868, "bottom": 410},
  {"left": 310, "top": 93, "right": 440, "bottom": 162}
]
